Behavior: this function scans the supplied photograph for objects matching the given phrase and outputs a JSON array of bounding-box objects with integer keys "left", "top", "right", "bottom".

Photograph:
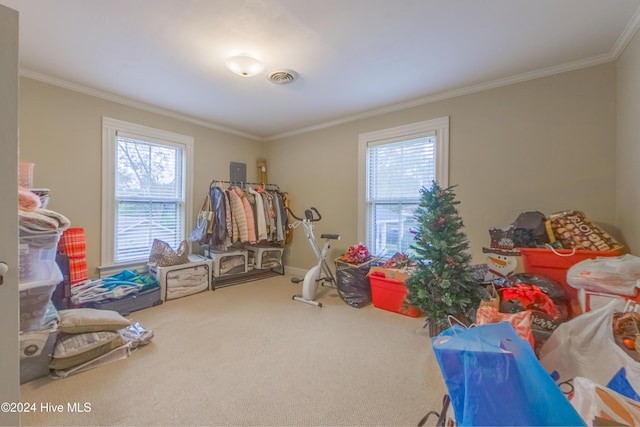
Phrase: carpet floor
[{"left": 20, "top": 274, "right": 447, "bottom": 426}]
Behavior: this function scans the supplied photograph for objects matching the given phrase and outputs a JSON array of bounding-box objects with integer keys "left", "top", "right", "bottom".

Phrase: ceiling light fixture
[{"left": 225, "top": 54, "right": 264, "bottom": 77}]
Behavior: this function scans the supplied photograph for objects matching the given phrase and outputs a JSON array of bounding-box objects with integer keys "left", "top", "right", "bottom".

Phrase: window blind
[
  {"left": 366, "top": 135, "right": 436, "bottom": 255},
  {"left": 115, "top": 136, "right": 184, "bottom": 262}
]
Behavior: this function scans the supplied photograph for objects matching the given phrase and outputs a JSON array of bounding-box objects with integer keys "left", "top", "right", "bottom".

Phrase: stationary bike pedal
[{"left": 291, "top": 277, "right": 302, "bottom": 284}]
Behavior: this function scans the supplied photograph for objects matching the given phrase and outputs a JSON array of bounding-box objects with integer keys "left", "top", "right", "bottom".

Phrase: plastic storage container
[
  {"left": 18, "top": 261, "right": 62, "bottom": 331},
  {"left": 20, "top": 325, "right": 58, "bottom": 383},
  {"left": 245, "top": 245, "right": 284, "bottom": 269},
  {"left": 148, "top": 255, "right": 212, "bottom": 301},
  {"left": 18, "top": 162, "right": 34, "bottom": 188},
  {"left": 208, "top": 249, "right": 248, "bottom": 277},
  {"left": 369, "top": 268, "right": 421, "bottom": 317},
  {"left": 519, "top": 247, "right": 626, "bottom": 300},
  {"left": 30, "top": 188, "right": 50, "bottom": 208},
  {"left": 19, "top": 231, "right": 62, "bottom": 283}
]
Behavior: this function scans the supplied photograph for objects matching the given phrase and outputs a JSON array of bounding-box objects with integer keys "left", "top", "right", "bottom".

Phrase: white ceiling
[{"left": 2, "top": 0, "right": 640, "bottom": 140}]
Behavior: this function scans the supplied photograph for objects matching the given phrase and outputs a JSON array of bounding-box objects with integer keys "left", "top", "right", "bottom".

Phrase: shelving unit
[{"left": 212, "top": 263, "right": 285, "bottom": 289}]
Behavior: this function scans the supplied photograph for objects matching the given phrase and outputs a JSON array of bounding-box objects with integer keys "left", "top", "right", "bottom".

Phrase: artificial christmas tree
[{"left": 405, "top": 181, "right": 483, "bottom": 334}]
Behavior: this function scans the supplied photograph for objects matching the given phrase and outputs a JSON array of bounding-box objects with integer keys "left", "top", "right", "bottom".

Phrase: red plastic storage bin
[
  {"left": 519, "top": 247, "right": 626, "bottom": 300},
  {"left": 369, "top": 273, "right": 421, "bottom": 317}
]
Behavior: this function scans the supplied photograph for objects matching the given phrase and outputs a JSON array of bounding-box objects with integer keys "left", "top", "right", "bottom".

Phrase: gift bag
[
  {"left": 475, "top": 306, "right": 534, "bottom": 347},
  {"left": 539, "top": 299, "right": 640, "bottom": 402},
  {"left": 432, "top": 322, "right": 585, "bottom": 426},
  {"left": 549, "top": 210, "right": 624, "bottom": 251}
]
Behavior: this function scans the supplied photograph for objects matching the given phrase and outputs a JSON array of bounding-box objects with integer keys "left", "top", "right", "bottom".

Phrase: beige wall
[
  {"left": 267, "top": 63, "right": 619, "bottom": 269},
  {"left": 19, "top": 78, "right": 264, "bottom": 276},
  {"left": 19, "top": 62, "right": 623, "bottom": 276},
  {"left": 617, "top": 29, "right": 640, "bottom": 254}
]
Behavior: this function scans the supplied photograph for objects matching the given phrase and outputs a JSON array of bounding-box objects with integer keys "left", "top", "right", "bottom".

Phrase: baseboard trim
[{"left": 284, "top": 266, "right": 307, "bottom": 277}]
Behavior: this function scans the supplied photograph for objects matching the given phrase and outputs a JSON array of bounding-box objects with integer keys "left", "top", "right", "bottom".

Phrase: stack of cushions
[{"left": 49, "top": 308, "right": 131, "bottom": 371}]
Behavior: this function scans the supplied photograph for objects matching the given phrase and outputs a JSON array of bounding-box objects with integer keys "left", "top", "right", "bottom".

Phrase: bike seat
[{"left": 321, "top": 234, "right": 340, "bottom": 240}]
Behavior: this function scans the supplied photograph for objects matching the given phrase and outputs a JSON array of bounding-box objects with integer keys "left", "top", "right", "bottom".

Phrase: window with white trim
[
  {"left": 358, "top": 117, "right": 449, "bottom": 257},
  {"left": 101, "top": 117, "right": 193, "bottom": 271}
]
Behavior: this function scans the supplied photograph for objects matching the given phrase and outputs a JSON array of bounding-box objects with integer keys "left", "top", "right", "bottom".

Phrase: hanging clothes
[
  {"left": 262, "top": 190, "right": 276, "bottom": 242},
  {"left": 272, "top": 191, "right": 285, "bottom": 244},
  {"left": 234, "top": 186, "right": 257, "bottom": 244},
  {"left": 248, "top": 187, "right": 268, "bottom": 243},
  {"left": 209, "top": 185, "right": 228, "bottom": 247},
  {"left": 204, "top": 180, "right": 288, "bottom": 247},
  {"left": 227, "top": 187, "right": 246, "bottom": 243},
  {"left": 277, "top": 191, "right": 289, "bottom": 241},
  {"left": 283, "top": 192, "right": 293, "bottom": 245}
]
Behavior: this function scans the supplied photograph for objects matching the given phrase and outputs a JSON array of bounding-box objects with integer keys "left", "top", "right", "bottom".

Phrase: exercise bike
[{"left": 287, "top": 207, "right": 340, "bottom": 307}]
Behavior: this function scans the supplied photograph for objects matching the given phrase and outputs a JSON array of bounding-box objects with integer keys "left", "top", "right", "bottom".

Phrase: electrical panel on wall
[{"left": 229, "top": 162, "right": 246, "bottom": 183}]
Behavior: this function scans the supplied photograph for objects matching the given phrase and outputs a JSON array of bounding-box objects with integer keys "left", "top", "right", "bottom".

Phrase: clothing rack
[
  {"left": 209, "top": 179, "right": 280, "bottom": 191},
  {"left": 204, "top": 178, "right": 287, "bottom": 288}
]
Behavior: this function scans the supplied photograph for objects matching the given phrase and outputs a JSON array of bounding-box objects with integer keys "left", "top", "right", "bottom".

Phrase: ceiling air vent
[{"left": 267, "top": 69, "right": 298, "bottom": 85}]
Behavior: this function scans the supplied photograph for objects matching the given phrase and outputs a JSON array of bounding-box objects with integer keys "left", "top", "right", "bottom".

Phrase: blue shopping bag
[{"left": 432, "top": 322, "right": 585, "bottom": 426}]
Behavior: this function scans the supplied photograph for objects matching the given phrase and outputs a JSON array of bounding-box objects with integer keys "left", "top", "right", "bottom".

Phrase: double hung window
[
  {"left": 358, "top": 117, "right": 449, "bottom": 257},
  {"left": 101, "top": 117, "right": 193, "bottom": 271}
]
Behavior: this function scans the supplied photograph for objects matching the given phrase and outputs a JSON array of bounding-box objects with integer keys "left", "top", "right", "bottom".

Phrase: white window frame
[
  {"left": 357, "top": 116, "right": 449, "bottom": 254},
  {"left": 101, "top": 117, "right": 194, "bottom": 275}
]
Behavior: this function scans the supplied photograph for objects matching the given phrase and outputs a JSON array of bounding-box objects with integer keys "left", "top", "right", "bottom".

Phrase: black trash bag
[
  {"left": 335, "top": 261, "right": 372, "bottom": 308},
  {"left": 502, "top": 273, "right": 567, "bottom": 301},
  {"left": 499, "top": 272, "right": 569, "bottom": 321}
]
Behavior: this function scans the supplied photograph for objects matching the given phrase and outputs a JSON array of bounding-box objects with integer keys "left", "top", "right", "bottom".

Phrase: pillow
[
  {"left": 49, "top": 331, "right": 125, "bottom": 370},
  {"left": 58, "top": 308, "right": 131, "bottom": 334}
]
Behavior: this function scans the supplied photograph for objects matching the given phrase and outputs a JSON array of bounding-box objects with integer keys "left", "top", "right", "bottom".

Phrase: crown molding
[
  {"left": 21, "top": 5, "right": 640, "bottom": 145},
  {"left": 611, "top": 5, "right": 640, "bottom": 59},
  {"left": 268, "top": 9, "right": 640, "bottom": 141},
  {"left": 267, "top": 52, "right": 617, "bottom": 141},
  {"left": 18, "top": 68, "right": 264, "bottom": 141}
]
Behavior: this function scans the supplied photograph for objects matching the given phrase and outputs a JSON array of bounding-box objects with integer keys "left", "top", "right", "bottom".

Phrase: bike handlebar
[{"left": 287, "top": 206, "right": 322, "bottom": 222}]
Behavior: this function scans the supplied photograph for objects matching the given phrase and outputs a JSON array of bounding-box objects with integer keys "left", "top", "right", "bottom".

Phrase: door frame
[{"left": 0, "top": 4, "right": 21, "bottom": 427}]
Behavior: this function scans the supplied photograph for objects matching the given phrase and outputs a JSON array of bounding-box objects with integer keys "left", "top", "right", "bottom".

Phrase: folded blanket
[
  {"left": 19, "top": 208, "right": 71, "bottom": 234},
  {"left": 39, "top": 301, "right": 60, "bottom": 330}
]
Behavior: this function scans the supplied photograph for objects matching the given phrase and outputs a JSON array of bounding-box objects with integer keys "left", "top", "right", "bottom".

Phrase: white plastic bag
[
  {"left": 570, "top": 376, "right": 640, "bottom": 427},
  {"left": 567, "top": 254, "right": 640, "bottom": 297},
  {"left": 539, "top": 300, "right": 640, "bottom": 402}
]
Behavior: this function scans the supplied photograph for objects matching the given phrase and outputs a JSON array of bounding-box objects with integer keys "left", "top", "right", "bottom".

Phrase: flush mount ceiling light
[{"left": 225, "top": 54, "right": 264, "bottom": 77}]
